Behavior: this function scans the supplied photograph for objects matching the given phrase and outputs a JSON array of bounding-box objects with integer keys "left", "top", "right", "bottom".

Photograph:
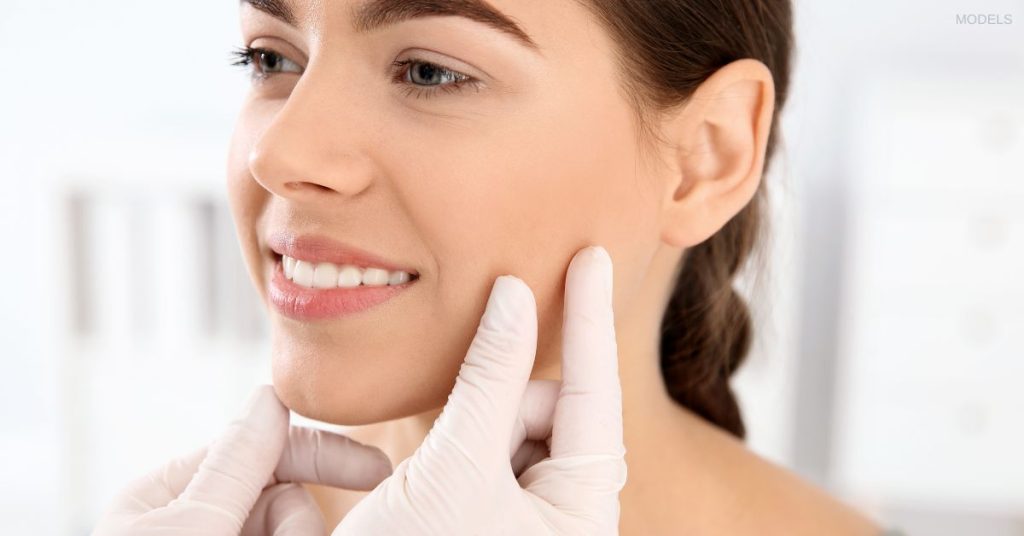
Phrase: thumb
[
  {"left": 422, "top": 275, "right": 538, "bottom": 477},
  {"left": 242, "top": 483, "right": 326, "bottom": 536},
  {"left": 175, "top": 384, "right": 290, "bottom": 528}
]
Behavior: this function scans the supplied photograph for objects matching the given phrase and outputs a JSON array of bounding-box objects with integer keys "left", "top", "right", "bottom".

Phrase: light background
[{"left": 0, "top": 1, "right": 1021, "bottom": 534}]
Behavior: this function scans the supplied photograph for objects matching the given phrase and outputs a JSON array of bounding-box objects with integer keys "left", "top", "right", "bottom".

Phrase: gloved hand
[
  {"left": 335, "top": 245, "right": 626, "bottom": 535},
  {"left": 92, "top": 384, "right": 394, "bottom": 536}
]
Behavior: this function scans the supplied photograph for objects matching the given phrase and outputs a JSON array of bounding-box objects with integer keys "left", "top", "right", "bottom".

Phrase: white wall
[
  {"left": 777, "top": 1, "right": 1024, "bottom": 532},
  {"left": 0, "top": 2, "right": 262, "bottom": 535},
  {"left": 0, "top": 1, "right": 1021, "bottom": 535}
]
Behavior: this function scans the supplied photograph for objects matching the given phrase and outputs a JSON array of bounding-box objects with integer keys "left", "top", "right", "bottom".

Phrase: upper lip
[{"left": 268, "top": 231, "right": 419, "bottom": 275}]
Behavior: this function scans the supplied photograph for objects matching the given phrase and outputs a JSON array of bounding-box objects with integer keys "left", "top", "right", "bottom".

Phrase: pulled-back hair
[{"left": 577, "top": 0, "right": 794, "bottom": 439}]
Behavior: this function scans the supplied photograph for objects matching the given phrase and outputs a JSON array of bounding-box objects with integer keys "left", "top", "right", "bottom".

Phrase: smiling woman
[{"left": 219, "top": 0, "right": 885, "bottom": 534}]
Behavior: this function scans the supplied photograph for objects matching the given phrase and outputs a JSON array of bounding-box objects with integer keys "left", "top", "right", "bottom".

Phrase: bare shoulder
[
  {"left": 304, "top": 409, "right": 883, "bottom": 535},
  {"left": 620, "top": 406, "right": 883, "bottom": 536},
  {"left": 721, "top": 439, "right": 883, "bottom": 536}
]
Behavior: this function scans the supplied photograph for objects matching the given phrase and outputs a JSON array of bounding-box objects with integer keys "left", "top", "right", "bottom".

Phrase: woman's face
[{"left": 226, "top": 0, "right": 665, "bottom": 425}]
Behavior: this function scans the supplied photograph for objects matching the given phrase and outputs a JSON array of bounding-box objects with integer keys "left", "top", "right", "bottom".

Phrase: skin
[{"left": 226, "top": 0, "right": 884, "bottom": 533}]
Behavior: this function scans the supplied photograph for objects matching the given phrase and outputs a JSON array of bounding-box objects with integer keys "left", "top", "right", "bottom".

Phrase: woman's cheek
[{"left": 226, "top": 104, "right": 272, "bottom": 213}]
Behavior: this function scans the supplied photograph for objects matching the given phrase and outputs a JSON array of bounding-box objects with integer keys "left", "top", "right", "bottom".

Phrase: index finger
[
  {"left": 116, "top": 425, "right": 393, "bottom": 516},
  {"left": 272, "top": 425, "right": 393, "bottom": 491},
  {"left": 549, "top": 245, "right": 625, "bottom": 460},
  {"left": 176, "top": 385, "right": 290, "bottom": 524}
]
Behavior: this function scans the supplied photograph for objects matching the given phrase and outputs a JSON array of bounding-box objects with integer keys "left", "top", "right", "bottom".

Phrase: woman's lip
[
  {"left": 267, "top": 232, "right": 419, "bottom": 275},
  {"left": 268, "top": 257, "right": 417, "bottom": 321}
]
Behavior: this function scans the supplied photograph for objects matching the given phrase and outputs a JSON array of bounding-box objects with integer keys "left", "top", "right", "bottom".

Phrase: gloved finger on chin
[{"left": 269, "top": 425, "right": 394, "bottom": 492}]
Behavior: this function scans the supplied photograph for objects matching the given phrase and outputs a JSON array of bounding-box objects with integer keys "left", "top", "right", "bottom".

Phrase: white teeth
[
  {"left": 292, "top": 260, "right": 315, "bottom": 288},
  {"left": 389, "top": 270, "right": 411, "bottom": 285},
  {"left": 280, "top": 255, "right": 416, "bottom": 289},
  {"left": 312, "top": 262, "right": 339, "bottom": 289},
  {"left": 362, "top": 268, "right": 390, "bottom": 286},
  {"left": 284, "top": 256, "right": 296, "bottom": 279},
  {"left": 337, "top": 265, "right": 362, "bottom": 288}
]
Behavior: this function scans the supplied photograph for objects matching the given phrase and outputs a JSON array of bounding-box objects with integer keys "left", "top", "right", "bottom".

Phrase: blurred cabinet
[
  {"left": 52, "top": 177, "right": 272, "bottom": 533},
  {"left": 832, "top": 74, "right": 1024, "bottom": 514}
]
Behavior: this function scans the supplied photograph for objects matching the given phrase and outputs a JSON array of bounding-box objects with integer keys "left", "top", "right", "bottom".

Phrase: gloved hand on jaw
[
  {"left": 92, "top": 384, "right": 394, "bottom": 536},
  {"left": 334, "top": 244, "right": 627, "bottom": 535},
  {"left": 93, "top": 244, "right": 626, "bottom": 536}
]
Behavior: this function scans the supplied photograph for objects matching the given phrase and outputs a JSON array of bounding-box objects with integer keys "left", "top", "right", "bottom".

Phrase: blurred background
[{"left": 1, "top": 1, "right": 1021, "bottom": 534}]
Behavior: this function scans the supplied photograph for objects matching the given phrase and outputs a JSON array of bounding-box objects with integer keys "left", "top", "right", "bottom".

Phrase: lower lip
[{"left": 268, "top": 257, "right": 417, "bottom": 321}]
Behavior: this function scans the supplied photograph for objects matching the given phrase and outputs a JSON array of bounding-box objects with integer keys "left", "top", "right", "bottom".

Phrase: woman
[{"left": 97, "top": 0, "right": 890, "bottom": 533}]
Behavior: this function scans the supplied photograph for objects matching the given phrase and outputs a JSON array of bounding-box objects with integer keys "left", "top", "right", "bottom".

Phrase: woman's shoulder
[
  {"left": 621, "top": 405, "right": 884, "bottom": 535},
  {"left": 730, "top": 447, "right": 884, "bottom": 535}
]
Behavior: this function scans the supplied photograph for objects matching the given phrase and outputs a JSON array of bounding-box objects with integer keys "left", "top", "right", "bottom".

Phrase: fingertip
[
  {"left": 494, "top": 274, "right": 536, "bottom": 307},
  {"left": 243, "top": 384, "right": 289, "bottom": 434},
  {"left": 567, "top": 245, "right": 614, "bottom": 308},
  {"left": 373, "top": 447, "right": 394, "bottom": 477},
  {"left": 178, "top": 387, "right": 291, "bottom": 519},
  {"left": 587, "top": 244, "right": 612, "bottom": 265},
  {"left": 423, "top": 275, "right": 538, "bottom": 479},
  {"left": 346, "top": 446, "right": 394, "bottom": 491},
  {"left": 485, "top": 275, "right": 537, "bottom": 330},
  {"left": 589, "top": 243, "right": 612, "bottom": 267},
  {"left": 571, "top": 244, "right": 609, "bottom": 266}
]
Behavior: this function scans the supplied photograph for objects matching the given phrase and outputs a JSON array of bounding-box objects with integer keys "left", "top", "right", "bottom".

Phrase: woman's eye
[
  {"left": 391, "top": 58, "right": 483, "bottom": 100},
  {"left": 230, "top": 45, "right": 303, "bottom": 81},
  {"left": 228, "top": 46, "right": 481, "bottom": 100}
]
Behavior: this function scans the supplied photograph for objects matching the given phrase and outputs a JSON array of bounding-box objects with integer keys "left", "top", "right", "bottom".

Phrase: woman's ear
[{"left": 656, "top": 58, "right": 776, "bottom": 248}]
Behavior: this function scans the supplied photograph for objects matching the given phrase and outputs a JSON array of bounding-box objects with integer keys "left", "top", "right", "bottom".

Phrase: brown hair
[{"left": 576, "top": 0, "right": 794, "bottom": 439}]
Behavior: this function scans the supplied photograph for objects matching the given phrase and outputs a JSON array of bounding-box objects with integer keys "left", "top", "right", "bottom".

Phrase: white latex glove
[
  {"left": 93, "top": 385, "right": 394, "bottom": 536},
  {"left": 336, "top": 245, "right": 627, "bottom": 535}
]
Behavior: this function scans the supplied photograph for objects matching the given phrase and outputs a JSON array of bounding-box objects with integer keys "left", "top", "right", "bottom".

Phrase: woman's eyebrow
[
  {"left": 240, "top": 0, "right": 541, "bottom": 55},
  {"left": 240, "top": 0, "right": 297, "bottom": 25}
]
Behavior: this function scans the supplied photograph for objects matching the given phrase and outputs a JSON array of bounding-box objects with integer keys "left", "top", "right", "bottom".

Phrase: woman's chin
[{"left": 271, "top": 355, "right": 450, "bottom": 426}]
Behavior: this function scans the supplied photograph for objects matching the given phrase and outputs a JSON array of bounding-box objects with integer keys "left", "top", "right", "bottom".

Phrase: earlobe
[{"left": 658, "top": 59, "right": 776, "bottom": 248}]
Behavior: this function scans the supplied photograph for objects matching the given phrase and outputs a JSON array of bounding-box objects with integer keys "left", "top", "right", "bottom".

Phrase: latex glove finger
[
  {"left": 271, "top": 425, "right": 393, "bottom": 491},
  {"left": 172, "top": 388, "right": 393, "bottom": 517},
  {"left": 418, "top": 274, "right": 538, "bottom": 481},
  {"left": 94, "top": 385, "right": 289, "bottom": 535},
  {"left": 332, "top": 246, "right": 626, "bottom": 536},
  {"left": 242, "top": 483, "right": 326, "bottom": 536},
  {"left": 551, "top": 245, "right": 624, "bottom": 460},
  {"left": 247, "top": 427, "right": 393, "bottom": 536},
  {"left": 117, "top": 445, "right": 208, "bottom": 513},
  {"left": 508, "top": 379, "right": 558, "bottom": 459},
  {"left": 121, "top": 424, "right": 392, "bottom": 518},
  {"left": 510, "top": 439, "right": 550, "bottom": 478},
  {"left": 520, "top": 246, "right": 627, "bottom": 532},
  {"left": 334, "top": 276, "right": 539, "bottom": 535},
  {"left": 172, "top": 384, "right": 290, "bottom": 528}
]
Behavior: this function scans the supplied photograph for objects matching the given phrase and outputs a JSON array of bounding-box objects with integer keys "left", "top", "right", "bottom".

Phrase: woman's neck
[
  {"left": 311, "top": 338, "right": 879, "bottom": 535},
  {"left": 355, "top": 302, "right": 878, "bottom": 534},
  {"left": 383, "top": 337, "right": 674, "bottom": 466},
  {"left": 314, "top": 242, "right": 881, "bottom": 533},
  {"left": 393, "top": 243, "right": 685, "bottom": 459},
  {"left": 384, "top": 263, "right": 677, "bottom": 466}
]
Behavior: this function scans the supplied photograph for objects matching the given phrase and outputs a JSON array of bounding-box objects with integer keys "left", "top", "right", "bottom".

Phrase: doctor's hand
[
  {"left": 336, "top": 245, "right": 627, "bottom": 536},
  {"left": 92, "top": 385, "right": 394, "bottom": 536}
]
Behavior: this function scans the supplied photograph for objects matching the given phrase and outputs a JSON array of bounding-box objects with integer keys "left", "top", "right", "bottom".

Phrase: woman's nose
[{"left": 247, "top": 74, "right": 376, "bottom": 203}]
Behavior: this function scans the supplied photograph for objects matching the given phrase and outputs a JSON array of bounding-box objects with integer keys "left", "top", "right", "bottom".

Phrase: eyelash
[{"left": 228, "top": 45, "right": 482, "bottom": 100}]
